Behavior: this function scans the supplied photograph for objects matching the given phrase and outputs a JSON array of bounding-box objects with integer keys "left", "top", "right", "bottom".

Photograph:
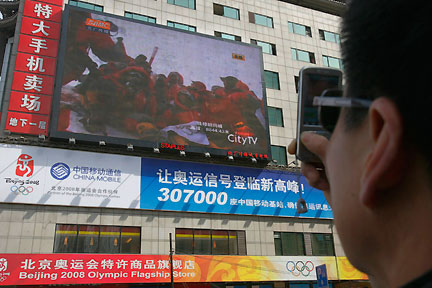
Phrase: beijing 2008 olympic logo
[
  {"left": 10, "top": 185, "right": 34, "bottom": 196},
  {"left": 0, "top": 258, "right": 9, "bottom": 282},
  {"left": 286, "top": 260, "right": 315, "bottom": 277}
]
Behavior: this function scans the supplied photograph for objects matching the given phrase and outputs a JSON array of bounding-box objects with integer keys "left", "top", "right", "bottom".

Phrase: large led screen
[{"left": 51, "top": 6, "right": 271, "bottom": 158}]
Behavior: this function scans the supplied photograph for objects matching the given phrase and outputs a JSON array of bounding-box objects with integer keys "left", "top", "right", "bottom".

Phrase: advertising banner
[
  {"left": 51, "top": 6, "right": 270, "bottom": 158},
  {"left": 337, "top": 257, "right": 368, "bottom": 280},
  {"left": 6, "top": 0, "right": 64, "bottom": 136},
  {"left": 4, "top": 111, "right": 50, "bottom": 135},
  {"left": 0, "top": 254, "right": 341, "bottom": 285},
  {"left": 0, "top": 144, "right": 141, "bottom": 209},
  {"left": 141, "top": 158, "right": 333, "bottom": 218},
  {"left": 0, "top": 144, "right": 332, "bottom": 218}
]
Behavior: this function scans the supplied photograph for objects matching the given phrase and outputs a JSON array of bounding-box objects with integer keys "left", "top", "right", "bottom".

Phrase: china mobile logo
[
  {"left": 16, "top": 154, "right": 34, "bottom": 177},
  {"left": 50, "top": 162, "right": 70, "bottom": 180}
]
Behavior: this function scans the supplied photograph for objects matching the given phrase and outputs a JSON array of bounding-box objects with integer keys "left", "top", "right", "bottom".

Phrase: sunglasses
[{"left": 313, "top": 89, "right": 372, "bottom": 133}]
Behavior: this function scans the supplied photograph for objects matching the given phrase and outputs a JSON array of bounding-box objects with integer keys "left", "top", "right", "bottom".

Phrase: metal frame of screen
[{"left": 50, "top": 5, "right": 271, "bottom": 160}]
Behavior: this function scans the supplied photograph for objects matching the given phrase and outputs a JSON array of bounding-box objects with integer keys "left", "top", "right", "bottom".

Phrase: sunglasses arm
[{"left": 313, "top": 96, "right": 372, "bottom": 108}]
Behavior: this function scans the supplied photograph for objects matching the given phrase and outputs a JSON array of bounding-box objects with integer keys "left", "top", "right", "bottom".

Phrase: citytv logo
[{"left": 50, "top": 163, "right": 70, "bottom": 180}]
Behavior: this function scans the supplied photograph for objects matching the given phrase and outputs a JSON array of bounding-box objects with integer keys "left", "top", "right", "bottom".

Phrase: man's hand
[{"left": 288, "top": 132, "right": 330, "bottom": 192}]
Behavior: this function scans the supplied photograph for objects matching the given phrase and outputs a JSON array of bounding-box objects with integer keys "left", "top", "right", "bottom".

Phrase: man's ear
[{"left": 360, "top": 97, "right": 405, "bottom": 207}]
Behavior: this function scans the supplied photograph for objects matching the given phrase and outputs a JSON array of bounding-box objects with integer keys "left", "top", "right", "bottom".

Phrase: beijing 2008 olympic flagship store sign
[
  {"left": 0, "top": 253, "right": 369, "bottom": 285},
  {"left": 0, "top": 143, "right": 333, "bottom": 218}
]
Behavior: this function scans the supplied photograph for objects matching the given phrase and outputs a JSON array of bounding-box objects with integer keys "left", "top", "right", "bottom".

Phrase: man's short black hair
[{"left": 342, "top": 0, "right": 432, "bottom": 162}]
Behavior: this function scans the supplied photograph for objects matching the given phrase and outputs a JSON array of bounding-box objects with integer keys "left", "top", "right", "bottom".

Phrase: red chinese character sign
[
  {"left": 5, "top": 111, "right": 49, "bottom": 135},
  {"left": 6, "top": 0, "right": 63, "bottom": 136},
  {"left": 8, "top": 91, "right": 52, "bottom": 115},
  {"left": 15, "top": 53, "right": 57, "bottom": 76}
]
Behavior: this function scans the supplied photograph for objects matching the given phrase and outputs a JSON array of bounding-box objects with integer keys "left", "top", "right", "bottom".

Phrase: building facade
[{"left": 0, "top": 0, "right": 370, "bottom": 287}]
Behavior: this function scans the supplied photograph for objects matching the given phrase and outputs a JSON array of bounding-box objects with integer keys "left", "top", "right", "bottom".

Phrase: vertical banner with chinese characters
[{"left": 5, "top": 0, "right": 63, "bottom": 135}]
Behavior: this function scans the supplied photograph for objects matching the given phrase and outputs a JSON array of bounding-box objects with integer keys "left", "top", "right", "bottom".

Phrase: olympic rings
[
  {"left": 10, "top": 185, "right": 34, "bottom": 196},
  {"left": 286, "top": 260, "right": 315, "bottom": 277}
]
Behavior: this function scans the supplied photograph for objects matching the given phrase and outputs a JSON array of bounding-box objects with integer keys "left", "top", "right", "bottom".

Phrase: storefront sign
[
  {"left": 4, "top": 111, "right": 49, "bottom": 135},
  {"left": 8, "top": 91, "right": 52, "bottom": 115},
  {"left": 6, "top": 0, "right": 63, "bottom": 136},
  {"left": 0, "top": 254, "right": 342, "bottom": 285}
]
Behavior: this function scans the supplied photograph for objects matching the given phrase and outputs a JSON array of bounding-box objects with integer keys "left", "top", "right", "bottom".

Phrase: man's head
[
  {"left": 342, "top": 0, "right": 432, "bottom": 163},
  {"left": 322, "top": 0, "right": 432, "bottom": 277}
]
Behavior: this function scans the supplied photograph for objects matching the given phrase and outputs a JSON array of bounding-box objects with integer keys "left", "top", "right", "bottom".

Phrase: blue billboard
[{"left": 140, "top": 158, "right": 333, "bottom": 219}]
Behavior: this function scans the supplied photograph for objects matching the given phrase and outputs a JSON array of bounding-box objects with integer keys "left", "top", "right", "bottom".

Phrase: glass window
[
  {"left": 167, "top": 21, "right": 196, "bottom": 32},
  {"left": 214, "top": 4, "right": 240, "bottom": 20},
  {"left": 291, "top": 48, "right": 316, "bottom": 64},
  {"left": 53, "top": 224, "right": 77, "bottom": 253},
  {"left": 194, "top": 229, "right": 211, "bottom": 254},
  {"left": 274, "top": 232, "right": 305, "bottom": 256},
  {"left": 323, "top": 55, "right": 343, "bottom": 69},
  {"left": 124, "top": 11, "right": 156, "bottom": 23},
  {"left": 251, "top": 39, "right": 276, "bottom": 55},
  {"left": 311, "top": 233, "right": 335, "bottom": 256},
  {"left": 274, "top": 232, "right": 282, "bottom": 255},
  {"left": 297, "top": 50, "right": 311, "bottom": 62},
  {"left": 288, "top": 22, "right": 312, "bottom": 37},
  {"left": 228, "top": 231, "right": 238, "bottom": 255},
  {"left": 236, "top": 231, "right": 247, "bottom": 255},
  {"left": 319, "top": 29, "right": 340, "bottom": 44},
  {"left": 77, "top": 225, "right": 99, "bottom": 253},
  {"left": 271, "top": 146, "right": 287, "bottom": 165},
  {"left": 264, "top": 70, "right": 280, "bottom": 90},
  {"left": 69, "top": 0, "right": 103, "bottom": 11},
  {"left": 224, "top": 6, "right": 240, "bottom": 19},
  {"left": 215, "top": 31, "right": 241, "bottom": 42},
  {"left": 255, "top": 14, "right": 273, "bottom": 27},
  {"left": 268, "top": 107, "right": 283, "bottom": 127},
  {"left": 99, "top": 226, "right": 120, "bottom": 253},
  {"left": 120, "top": 227, "right": 141, "bottom": 254},
  {"left": 324, "top": 31, "right": 336, "bottom": 42},
  {"left": 176, "top": 228, "right": 194, "bottom": 254},
  {"left": 212, "top": 230, "right": 229, "bottom": 255},
  {"left": 249, "top": 12, "right": 273, "bottom": 28},
  {"left": 176, "top": 229, "right": 246, "bottom": 255},
  {"left": 282, "top": 232, "right": 305, "bottom": 255},
  {"left": 54, "top": 224, "right": 140, "bottom": 254},
  {"left": 167, "top": 0, "right": 195, "bottom": 9}
]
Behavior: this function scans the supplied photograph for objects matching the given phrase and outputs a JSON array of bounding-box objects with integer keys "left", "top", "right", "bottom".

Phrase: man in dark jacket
[{"left": 289, "top": 0, "right": 432, "bottom": 287}]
